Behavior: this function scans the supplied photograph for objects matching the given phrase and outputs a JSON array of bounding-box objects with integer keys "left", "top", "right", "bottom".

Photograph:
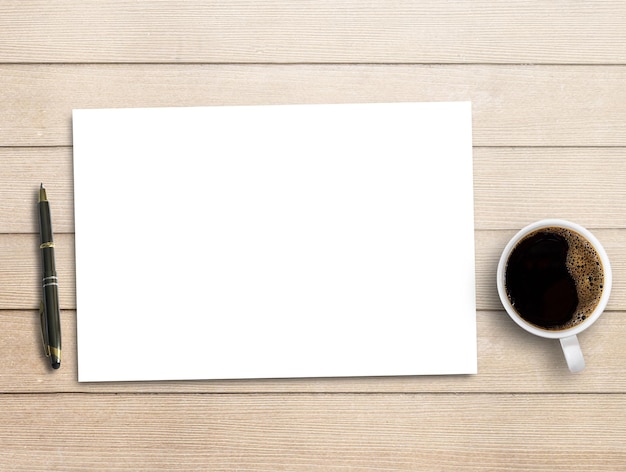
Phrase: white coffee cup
[{"left": 496, "top": 219, "right": 612, "bottom": 373}]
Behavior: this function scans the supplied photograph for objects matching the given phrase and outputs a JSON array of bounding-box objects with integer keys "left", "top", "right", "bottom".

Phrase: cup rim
[{"left": 496, "top": 219, "right": 612, "bottom": 339}]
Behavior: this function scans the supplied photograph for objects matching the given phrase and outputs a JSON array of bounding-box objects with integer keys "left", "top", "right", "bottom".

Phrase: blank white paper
[{"left": 72, "top": 102, "right": 476, "bottom": 382}]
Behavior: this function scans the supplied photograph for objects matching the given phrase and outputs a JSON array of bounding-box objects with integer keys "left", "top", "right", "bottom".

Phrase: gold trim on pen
[
  {"left": 40, "top": 241, "right": 55, "bottom": 249},
  {"left": 39, "top": 184, "right": 48, "bottom": 203},
  {"left": 49, "top": 346, "right": 61, "bottom": 360}
]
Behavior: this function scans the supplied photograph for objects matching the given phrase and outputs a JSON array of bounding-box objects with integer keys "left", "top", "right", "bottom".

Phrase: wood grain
[
  {"left": 0, "top": 393, "right": 625, "bottom": 471},
  {"left": 2, "top": 1, "right": 626, "bottom": 469},
  {"left": 474, "top": 148, "right": 626, "bottom": 230},
  {"left": 3, "top": 309, "right": 625, "bottom": 394},
  {"left": 1, "top": 65, "right": 626, "bottom": 147},
  {"left": 1, "top": 1, "right": 625, "bottom": 64}
]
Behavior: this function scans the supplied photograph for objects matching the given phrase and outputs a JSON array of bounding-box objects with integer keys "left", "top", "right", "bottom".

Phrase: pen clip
[{"left": 39, "top": 301, "right": 50, "bottom": 358}]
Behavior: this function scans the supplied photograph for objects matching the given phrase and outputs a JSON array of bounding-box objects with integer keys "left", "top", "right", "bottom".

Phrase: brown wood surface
[
  {"left": 2, "top": 1, "right": 625, "bottom": 64},
  {"left": 1, "top": 65, "right": 626, "bottom": 147},
  {"left": 2, "top": 393, "right": 625, "bottom": 471},
  {"left": 1, "top": 1, "right": 625, "bottom": 470}
]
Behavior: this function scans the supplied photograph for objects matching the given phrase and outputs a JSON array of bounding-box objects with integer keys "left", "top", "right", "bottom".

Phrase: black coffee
[{"left": 505, "top": 227, "right": 604, "bottom": 330}]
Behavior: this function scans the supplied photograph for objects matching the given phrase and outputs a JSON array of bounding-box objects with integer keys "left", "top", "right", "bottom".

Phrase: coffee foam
[{"left": 531, "top": 227, "right": 604, "bottom": 330}]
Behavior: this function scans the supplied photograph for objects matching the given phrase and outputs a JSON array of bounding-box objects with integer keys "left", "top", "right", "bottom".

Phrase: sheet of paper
[{"left": 72, "top": 102, "right": 476, "bottom": 382}]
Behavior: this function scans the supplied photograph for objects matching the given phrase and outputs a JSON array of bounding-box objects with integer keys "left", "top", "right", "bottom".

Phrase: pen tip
[
  {"left": 39, "top": 184, "right": 47, "bottom": 203},
  {"left": 52, "top": 361, "right": 60, "bottom": 369}
]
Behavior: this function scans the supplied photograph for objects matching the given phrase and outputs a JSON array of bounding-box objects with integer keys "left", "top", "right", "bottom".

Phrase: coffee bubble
[
  {"left": 556, "top": 227, "right": 604, "bottom": 329},
  {"left": 504, "top": 226, "right": 604, "bottom": 331}
]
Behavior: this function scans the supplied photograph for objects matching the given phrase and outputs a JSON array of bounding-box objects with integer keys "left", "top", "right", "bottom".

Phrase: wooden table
[{"left": 2, "top": 2, "right": 626, "bottom": 470}]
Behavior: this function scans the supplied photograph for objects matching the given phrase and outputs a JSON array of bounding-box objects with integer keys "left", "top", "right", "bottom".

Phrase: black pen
[{"left": 38, "top": 184, "right": 61, "bottom": 369}]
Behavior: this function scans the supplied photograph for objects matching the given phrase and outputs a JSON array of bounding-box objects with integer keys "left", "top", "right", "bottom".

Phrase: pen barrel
[
  {"left": 38, "top": 200, "right": 53, "bottom": 246},
  {"left": 38, "top": 197, "right": 61, "bottom": 366},
  {"left": 42, "top": 277, "right": 61, "bottom": 353},
  {"left": 41, "top": 246, "right": 57, "bottom": 275},
  {"left": 39, "top": 200, "right": 57, "bottom": 275}
]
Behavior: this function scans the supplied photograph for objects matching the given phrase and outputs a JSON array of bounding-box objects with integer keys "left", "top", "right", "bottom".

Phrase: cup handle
[{"left": 559, "top": 335, "right": 585, "bottom": 373}]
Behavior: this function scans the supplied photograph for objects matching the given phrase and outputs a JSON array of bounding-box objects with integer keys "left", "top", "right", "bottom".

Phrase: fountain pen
[{"left": 38, "top": 184, "right": 61, "bottom": 369}]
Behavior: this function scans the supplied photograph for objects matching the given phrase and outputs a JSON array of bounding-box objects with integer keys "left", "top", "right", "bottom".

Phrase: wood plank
[
  {"left": 3, "top": 146, "right": 626, "bottom": 234},
  {"left": 0, "top": 392, "right": 625, "bottom": 470},
  {"left": 0, "top": 148, "right": 74, "bottom": 234},
  {"left": 1, "top": 65, "right": 626, "bottom": 147},
  {"left": 474, "top": 147, "right": 626, "bottom": 230},
  {"left": 2, "top": 229, "right": 625, "bottom": 312},
  {"left": 1, "top": 1, "right": 625, "bottom": 64},
  {"left": 3, "top": 309, "right": 625, "bottom": 394}
]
